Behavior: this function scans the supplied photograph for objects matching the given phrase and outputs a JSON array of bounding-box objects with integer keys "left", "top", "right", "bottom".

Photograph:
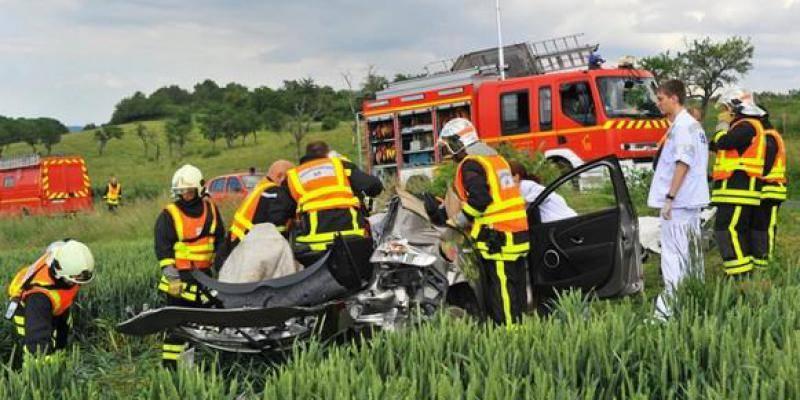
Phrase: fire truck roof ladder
[
  {"left": 527, "top": 33, "right": 596, "bottom": 74},
  {"left": 450, "top": 33, "right": 597, "bottom": 78}
]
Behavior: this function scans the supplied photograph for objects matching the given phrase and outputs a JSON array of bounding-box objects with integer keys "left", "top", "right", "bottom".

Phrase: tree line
[
  {"left": 0, "top": 116, "right": 69, "bottom": 157},
  {"left": 96, "top": 72, "right": 391, "bottom": 161},
  {"left": 639, "top": 36, "right": 754, "bottom": 118}
]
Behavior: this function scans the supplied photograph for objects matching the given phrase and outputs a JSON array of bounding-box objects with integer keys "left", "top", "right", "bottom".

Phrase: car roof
[{"left": 208, "top": 172, "right": 265, "bottom": 180}]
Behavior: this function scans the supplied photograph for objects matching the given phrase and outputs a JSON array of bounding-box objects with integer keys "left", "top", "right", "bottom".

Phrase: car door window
[
  {"left": 209, "top": 178, "right": 225, "bottom": 193},
  {"left": 226, "top": 177, "right": 243, "bottom": 193},
  {"left": 500, "top": 90, "right": 530, "bottom": 135},
  {"left": 560, "top": 81, "right": 596, "bottom": 126}
]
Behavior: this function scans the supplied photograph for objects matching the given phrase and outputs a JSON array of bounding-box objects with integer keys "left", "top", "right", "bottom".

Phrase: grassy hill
[{"left": 5, "top": 120, "right": 360, "bottom": 200}]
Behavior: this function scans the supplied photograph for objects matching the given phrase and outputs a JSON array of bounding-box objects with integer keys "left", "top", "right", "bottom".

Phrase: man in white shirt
[{"left": 647, "top": 79, "right": 710, "bottom": 320}]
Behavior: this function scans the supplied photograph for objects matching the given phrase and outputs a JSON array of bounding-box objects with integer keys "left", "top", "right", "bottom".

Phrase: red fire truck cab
[
  {"left": 0, "top": 155, "right": 93, "bottom": 216},
  {"left": 362, "top": 35, "right": 667, "bottom": 182}
]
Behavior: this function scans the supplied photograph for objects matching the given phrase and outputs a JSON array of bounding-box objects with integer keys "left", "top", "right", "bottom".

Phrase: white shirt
[
  {"left": 647, "top": 109, "right": 710, "bottom": 209},
  {"left": 519, "top": 180, "right": 578, "bottom": 223}
]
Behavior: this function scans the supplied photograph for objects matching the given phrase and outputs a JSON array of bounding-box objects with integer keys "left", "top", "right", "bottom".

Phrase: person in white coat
[
  {"left": 647, "top": 80, "right": 709, "bottom": 320},
  {"left": 508, "top": 161, "right": 577, "bottom": 223}
]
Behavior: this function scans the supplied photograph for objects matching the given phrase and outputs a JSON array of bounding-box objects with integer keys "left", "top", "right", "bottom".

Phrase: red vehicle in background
[
  {"left": 0, "top": 155, "right": 93, "bottom": 216},
  {"left": 204, "top": 172, "right": 265, "bottom": 203},
  {"left": 362, "top": 34, "right": 668, "bottom": 182}
]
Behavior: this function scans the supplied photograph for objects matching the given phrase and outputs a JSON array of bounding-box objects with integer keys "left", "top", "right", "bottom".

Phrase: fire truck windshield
[{"left": 598, "top": 77, "right": 662, "bottom": 118}]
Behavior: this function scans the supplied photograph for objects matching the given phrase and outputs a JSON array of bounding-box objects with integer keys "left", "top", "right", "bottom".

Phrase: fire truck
[
  {"left": 362, "top": 34, "right": 668, "bottom": 182},
  {"left": 0, "top": 154, "right": 93, "bottom": 216}
]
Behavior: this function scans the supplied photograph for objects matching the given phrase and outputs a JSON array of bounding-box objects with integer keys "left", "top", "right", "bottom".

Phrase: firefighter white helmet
[
  {"left": 717, "top": 86, "right": 766, "bottom": 117},
  {"left": 438, "top": 118, "right": 497, "bottom": 157},
  {"left": 171, "top": 164, "right": 203, "bottom": 197},
  {"left": 50, "top": 240, "right": 95, "bottom": 285},
  {"left": 438, "top": 118, "right": 480, "bottom": 155}
]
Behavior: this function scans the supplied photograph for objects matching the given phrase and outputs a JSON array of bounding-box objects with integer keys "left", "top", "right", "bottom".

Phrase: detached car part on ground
[{"left": 118, "top": 156, "right": 644, "bottom": 355}]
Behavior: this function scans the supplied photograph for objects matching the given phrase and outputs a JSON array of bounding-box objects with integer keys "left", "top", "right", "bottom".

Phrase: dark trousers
[
  {"left": 752, "top": 200, "right": 781, "bottom": 268},
  {"left": 161, "top": 288, "right": 210, "bottom": 367},
  {"left": 478, "top": 257, "right": 527, "bottom": 325},
  {"left": 714, "top": 204, "right": 755, "bottom": 276}
]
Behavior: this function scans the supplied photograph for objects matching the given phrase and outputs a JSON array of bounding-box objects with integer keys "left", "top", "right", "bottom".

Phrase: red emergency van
[
  {"left": 362, "top": 35, "right": 668, "bottom": 182},
  {"left": 0, "top": 155, "right": 93, "bottom": 216}
]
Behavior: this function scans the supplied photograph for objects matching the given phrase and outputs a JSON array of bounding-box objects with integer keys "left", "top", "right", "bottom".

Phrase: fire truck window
[
  {"left": 538, "top": 87, "right": 552, "bottom": 131},
  {"left": 560, "top": 82, "right": 597, "bottom": 126},
  {"left": 3, "top": 176, "right": 14, "bottom": 188},
  {"left": 209, "top": 178, "right": 225, "bottom": 193},
  {"left": 500, "top": 90, "right": 530, "bottom": 135},
  {"left": 226, "top": 177, "right": 243, "bottom": 193}
]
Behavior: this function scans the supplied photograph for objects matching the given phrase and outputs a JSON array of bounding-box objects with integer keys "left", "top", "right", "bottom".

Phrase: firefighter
[
  {"left": 752, "top": 107, "right": 787, "bottom": 267},
  {"left": 154, "top": 164, "right": 225, "bottom": 367},
  {"left": 103, "top": 175, "right": 122, "bottom": 211},
  {"left": 215, "top": 160, "right": 296, "bottom": 268},
  {"left": 710, "top": 87, "right": 768, "bottom": 277},
  {"left": 283, "top": 141, "right": 382, "bottom": 264},
  {"left": 6, "top": 240, "right": 94, "bottom": 362},
  {"left": 434, "top": 118, "right": 530, "bottom": 325}
]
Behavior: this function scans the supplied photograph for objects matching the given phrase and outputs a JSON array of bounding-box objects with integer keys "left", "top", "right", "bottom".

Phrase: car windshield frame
[
  {"left": 241, "top": 175, "right": 263, "bottom": 190},
  {"left": 597, "top": 76, "right": 662, "bottom": 119}
]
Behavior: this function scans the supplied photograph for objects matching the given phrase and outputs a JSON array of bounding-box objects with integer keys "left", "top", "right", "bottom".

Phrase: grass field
[{"left": 1, "top": 116, "right": 799, "bottom": 398}]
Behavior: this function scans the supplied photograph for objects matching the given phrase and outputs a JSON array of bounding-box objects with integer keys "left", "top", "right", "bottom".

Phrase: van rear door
[{"left": 43, "top": 158, "right": 90, "bottom": 202}]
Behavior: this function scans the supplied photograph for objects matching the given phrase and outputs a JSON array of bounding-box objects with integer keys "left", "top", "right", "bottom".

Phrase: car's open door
[{"left": 527, "top": 156, "right": 643, "bottom": 299}]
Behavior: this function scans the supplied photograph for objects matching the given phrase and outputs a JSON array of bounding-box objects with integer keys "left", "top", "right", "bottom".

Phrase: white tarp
[{"left": 218, "top": 223, "right": 299, "bottom": 283}]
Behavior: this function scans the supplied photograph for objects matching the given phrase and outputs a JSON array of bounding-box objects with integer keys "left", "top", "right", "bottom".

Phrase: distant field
[{"left": 5, "top": 120, "right": 359, "bottom": 200}]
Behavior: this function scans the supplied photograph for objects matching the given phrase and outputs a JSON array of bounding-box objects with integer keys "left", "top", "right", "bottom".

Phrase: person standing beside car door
[{"left": 647, "top": 80, "right": 709, "bottom": 320}]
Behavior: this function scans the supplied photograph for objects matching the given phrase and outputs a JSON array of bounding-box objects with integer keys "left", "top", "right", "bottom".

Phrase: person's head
[
  {"left": 48, "top": 240, "right": 95, "bottom": 285},
  {"left": 248, "top": 167, "right": 256, "bottom": 175},
  {"left": 267, "top": 159, "right": 295, "bottom": 184},
  {"left": 109, "top": 175, "right": 117, "bottom": 185},
  {"left": 508, "top": 160, "right": 528, "bottom": 184},
  {"left": 656, "top": 79, "right": 686, "bottom": 118},
  {"left": 171, "top": 164, "right": 203, "bottom": 202},
  {"left": 716, "top": 86, "right": 766, "bottom": 120},
  {"left": 305, "top": 141, "right": 330, "bottom": 160},
  {"left": 438, "top": 118, "right": 496, "bottom": 161}
]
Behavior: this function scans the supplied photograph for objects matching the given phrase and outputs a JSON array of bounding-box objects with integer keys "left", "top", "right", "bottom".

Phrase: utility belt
[{"left": 473, "top": 227, "right": 530, "bottom": 261}]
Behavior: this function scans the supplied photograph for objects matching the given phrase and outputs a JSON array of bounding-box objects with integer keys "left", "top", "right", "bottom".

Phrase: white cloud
[{"left": 0, "top": 0, "right": 796, "bottom": 124}]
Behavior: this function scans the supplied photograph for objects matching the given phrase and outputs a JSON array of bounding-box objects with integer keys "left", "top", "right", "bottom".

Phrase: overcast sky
[{"left": 0, "top": 0, "right": 797, "bottom": 125}]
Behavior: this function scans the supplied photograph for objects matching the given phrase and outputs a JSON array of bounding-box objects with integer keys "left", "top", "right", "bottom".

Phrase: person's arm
[
  {"left": 22, "top": 293, "right": 55, "bottom": 355},
  {"left": 460, "top": 160, "right": 492, "bottom": 219},
  {"left": 667, "top": 162, "right": 690, "bottom": 199},
  {"left": 212, "top": 203, "right": 226, "bottom": 246},
  {"left": 262, "top": 186, "right": 295, "bottom": 231},
  {"left": 344, "top": 161, "right": 383, "bottom": 197},
  {"left": 154, "top": 210, "right": 177, "bottom": 268},
  {"left": 714, "top": 123, "right": 755, "bottom": 153}
]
